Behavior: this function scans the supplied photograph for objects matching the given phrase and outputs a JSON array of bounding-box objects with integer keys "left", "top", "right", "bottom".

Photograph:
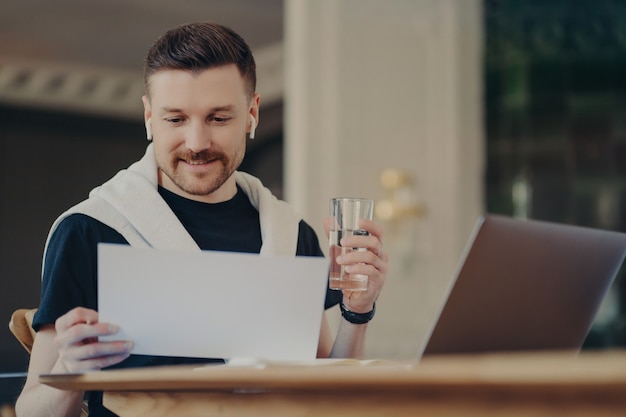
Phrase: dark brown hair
[{"left": 144, "top": 22, "right": 256, "bottom": 98}]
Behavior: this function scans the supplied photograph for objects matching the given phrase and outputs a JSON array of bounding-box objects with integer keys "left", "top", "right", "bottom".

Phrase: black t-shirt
[{"left": 34, "top": 185, "right": 341, "bottom": 416}]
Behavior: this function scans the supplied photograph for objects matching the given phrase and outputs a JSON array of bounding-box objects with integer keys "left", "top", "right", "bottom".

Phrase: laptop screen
[{"left": 419, "top": 215, "right": 626, "bottom": 357}]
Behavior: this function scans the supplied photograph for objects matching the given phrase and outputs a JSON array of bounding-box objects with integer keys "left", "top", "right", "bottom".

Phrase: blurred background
[{"left": 1, "top": 0, "right": 625, "bottom": 410}]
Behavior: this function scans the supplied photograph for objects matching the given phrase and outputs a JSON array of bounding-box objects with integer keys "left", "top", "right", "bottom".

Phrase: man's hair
[{"left": 144, "top": 22, "right": 256, "bottom": 99}]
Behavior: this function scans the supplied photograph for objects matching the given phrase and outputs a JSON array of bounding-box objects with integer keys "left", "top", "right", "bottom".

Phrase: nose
[{"left": 185, "top": 121, "right": 211, "bottom": 153}]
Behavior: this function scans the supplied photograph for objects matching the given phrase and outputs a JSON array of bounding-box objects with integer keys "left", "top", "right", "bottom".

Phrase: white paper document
[{"left": 97, "top": 243, "right": 330, "bottom": 361}]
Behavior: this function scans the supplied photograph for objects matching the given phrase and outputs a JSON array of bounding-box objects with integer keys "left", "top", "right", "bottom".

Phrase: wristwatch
[{"left": 339, "top": 302, "right": 376, "bottom": 324}]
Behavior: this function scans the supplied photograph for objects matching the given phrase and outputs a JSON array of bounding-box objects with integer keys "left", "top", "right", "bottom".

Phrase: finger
[
  {"left": 357, "top": 219, "right": 384, "bottom": 242},
  {"left": 323, "top": 216, "right": 332, "bottom": 239},
  {"left": 339, "top": 233, "right": 383, "bottom": 256},
  {"left": 58, "top": 337, "right": 134, "bottom": 373},
  {"left": 63, "top": 340, "right": 134, "bottom": 362},
  {"left": 55, "top": 307, "right": 99, "bottom": 332},
  {"left": 337, "top": 248, "right": 387, "bottom": 273},
  {"left": 372, "top": 247, "right": 389, "bottom": 275},
  {"left": 74, "top": 352, "right": 132, "bottom": 373},
  {"left": 344, "top": 261, "right": 386, "bottom": 291},
  {"left": 61, "top": 345, "right": 133, "bottom": 373},
  {"left": 55, "top": 321, "right": 121, "bottom": 351},
  {"left": 343, "top": 263, "right": 386, "bottom": 286}
]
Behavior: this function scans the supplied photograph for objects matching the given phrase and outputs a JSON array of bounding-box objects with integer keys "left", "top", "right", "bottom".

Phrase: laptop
[{"left": 418, "top": 214, "right": 626, "bottom": 357}]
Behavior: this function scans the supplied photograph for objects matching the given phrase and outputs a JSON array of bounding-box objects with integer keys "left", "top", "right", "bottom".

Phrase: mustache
[{"left": 177, "top": 150, "right": 225, "bottom": 163}]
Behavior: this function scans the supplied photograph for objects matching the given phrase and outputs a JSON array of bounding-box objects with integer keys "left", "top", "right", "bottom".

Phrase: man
[{"left": 16, "top": 22, "right": 388, "bottom": 417}]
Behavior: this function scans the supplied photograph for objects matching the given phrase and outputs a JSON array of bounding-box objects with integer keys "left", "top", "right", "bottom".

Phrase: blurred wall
[
  {"left": 0, "top": 106, "right": 147, "bottom": 403},
  {"left": 284, "top": 0, "right": 484, "bottom": 358}
]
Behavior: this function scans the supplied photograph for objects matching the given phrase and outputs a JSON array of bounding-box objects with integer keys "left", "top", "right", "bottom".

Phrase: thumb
[{"left": 323, "top": 216, "right": 332, "bottom": 239}]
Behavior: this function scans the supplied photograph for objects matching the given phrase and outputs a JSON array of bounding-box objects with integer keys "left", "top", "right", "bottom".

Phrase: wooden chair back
[{"left": 8, "top": 308, "right": 38, "bottom": 354}]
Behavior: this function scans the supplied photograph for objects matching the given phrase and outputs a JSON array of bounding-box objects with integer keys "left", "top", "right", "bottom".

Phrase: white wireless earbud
[
  {"left": 249, "top": 115, "right": 256, "bottom": 139},
  {"left": 145, "top": 118, "right": 152, "bottom": 141}
]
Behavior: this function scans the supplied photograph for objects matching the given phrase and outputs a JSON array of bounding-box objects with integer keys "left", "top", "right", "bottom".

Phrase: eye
[
  {"left": 212, "top": 116, "right": 230, "bottom": 124},
  {"left": 165, "top": 116, "right": 185, "bottom": 124}
]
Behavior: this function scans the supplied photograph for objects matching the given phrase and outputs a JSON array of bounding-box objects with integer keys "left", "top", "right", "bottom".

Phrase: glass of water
[{"left": 328, "top": 197, "right": 374, "bottom": 291}]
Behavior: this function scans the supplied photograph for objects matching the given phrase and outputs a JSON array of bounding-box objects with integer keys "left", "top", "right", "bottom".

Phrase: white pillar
[{"left": 285, "top": 0, "right": 484, "bottom": 358}]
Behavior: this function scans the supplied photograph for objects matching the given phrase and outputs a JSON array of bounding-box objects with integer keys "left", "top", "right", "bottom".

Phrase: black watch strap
[{"left": 339, "top": 302, "right": 376, "bottom": 324}]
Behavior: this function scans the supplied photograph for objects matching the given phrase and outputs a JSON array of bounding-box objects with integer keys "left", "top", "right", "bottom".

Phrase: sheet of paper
[{"left": 98, "top": 243, "right": 330, "bottom": 361}]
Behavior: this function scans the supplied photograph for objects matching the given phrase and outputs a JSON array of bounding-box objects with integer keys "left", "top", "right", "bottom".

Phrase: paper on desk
[{"left": 97, "top": 243, "right": 330, "bottom": 361}]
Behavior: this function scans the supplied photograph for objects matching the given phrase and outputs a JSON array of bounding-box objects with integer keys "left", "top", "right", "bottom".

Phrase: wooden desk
[{"left": 40, "top": 351, "right": 626, "bottom": 417}]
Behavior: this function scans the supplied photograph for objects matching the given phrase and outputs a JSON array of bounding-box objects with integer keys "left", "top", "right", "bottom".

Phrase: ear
[
  {"left": 142, "top": 95, "right": 153, "bottom": 141},
  {"left": 248, "top": 93, "right": 260, "bottom": 139}
]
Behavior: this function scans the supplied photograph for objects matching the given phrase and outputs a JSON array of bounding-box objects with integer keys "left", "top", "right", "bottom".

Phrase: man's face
[{"left": 143, "top": 65, "right": 259, "bottom": 203}]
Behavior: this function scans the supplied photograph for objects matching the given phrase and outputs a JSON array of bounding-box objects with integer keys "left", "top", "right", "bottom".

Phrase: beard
[{"left": 159, "top": 148, "right": 243, "bottom": 196}]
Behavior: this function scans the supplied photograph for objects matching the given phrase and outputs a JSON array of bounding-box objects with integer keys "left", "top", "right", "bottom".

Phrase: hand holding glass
[{"left": 329, "top": 198, "right": 374, "bottom": 291}]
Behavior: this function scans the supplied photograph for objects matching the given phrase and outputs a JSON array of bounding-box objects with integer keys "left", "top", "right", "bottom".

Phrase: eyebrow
[{"left": 159, "top": 105, "right": 237, "bottom": 114}]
